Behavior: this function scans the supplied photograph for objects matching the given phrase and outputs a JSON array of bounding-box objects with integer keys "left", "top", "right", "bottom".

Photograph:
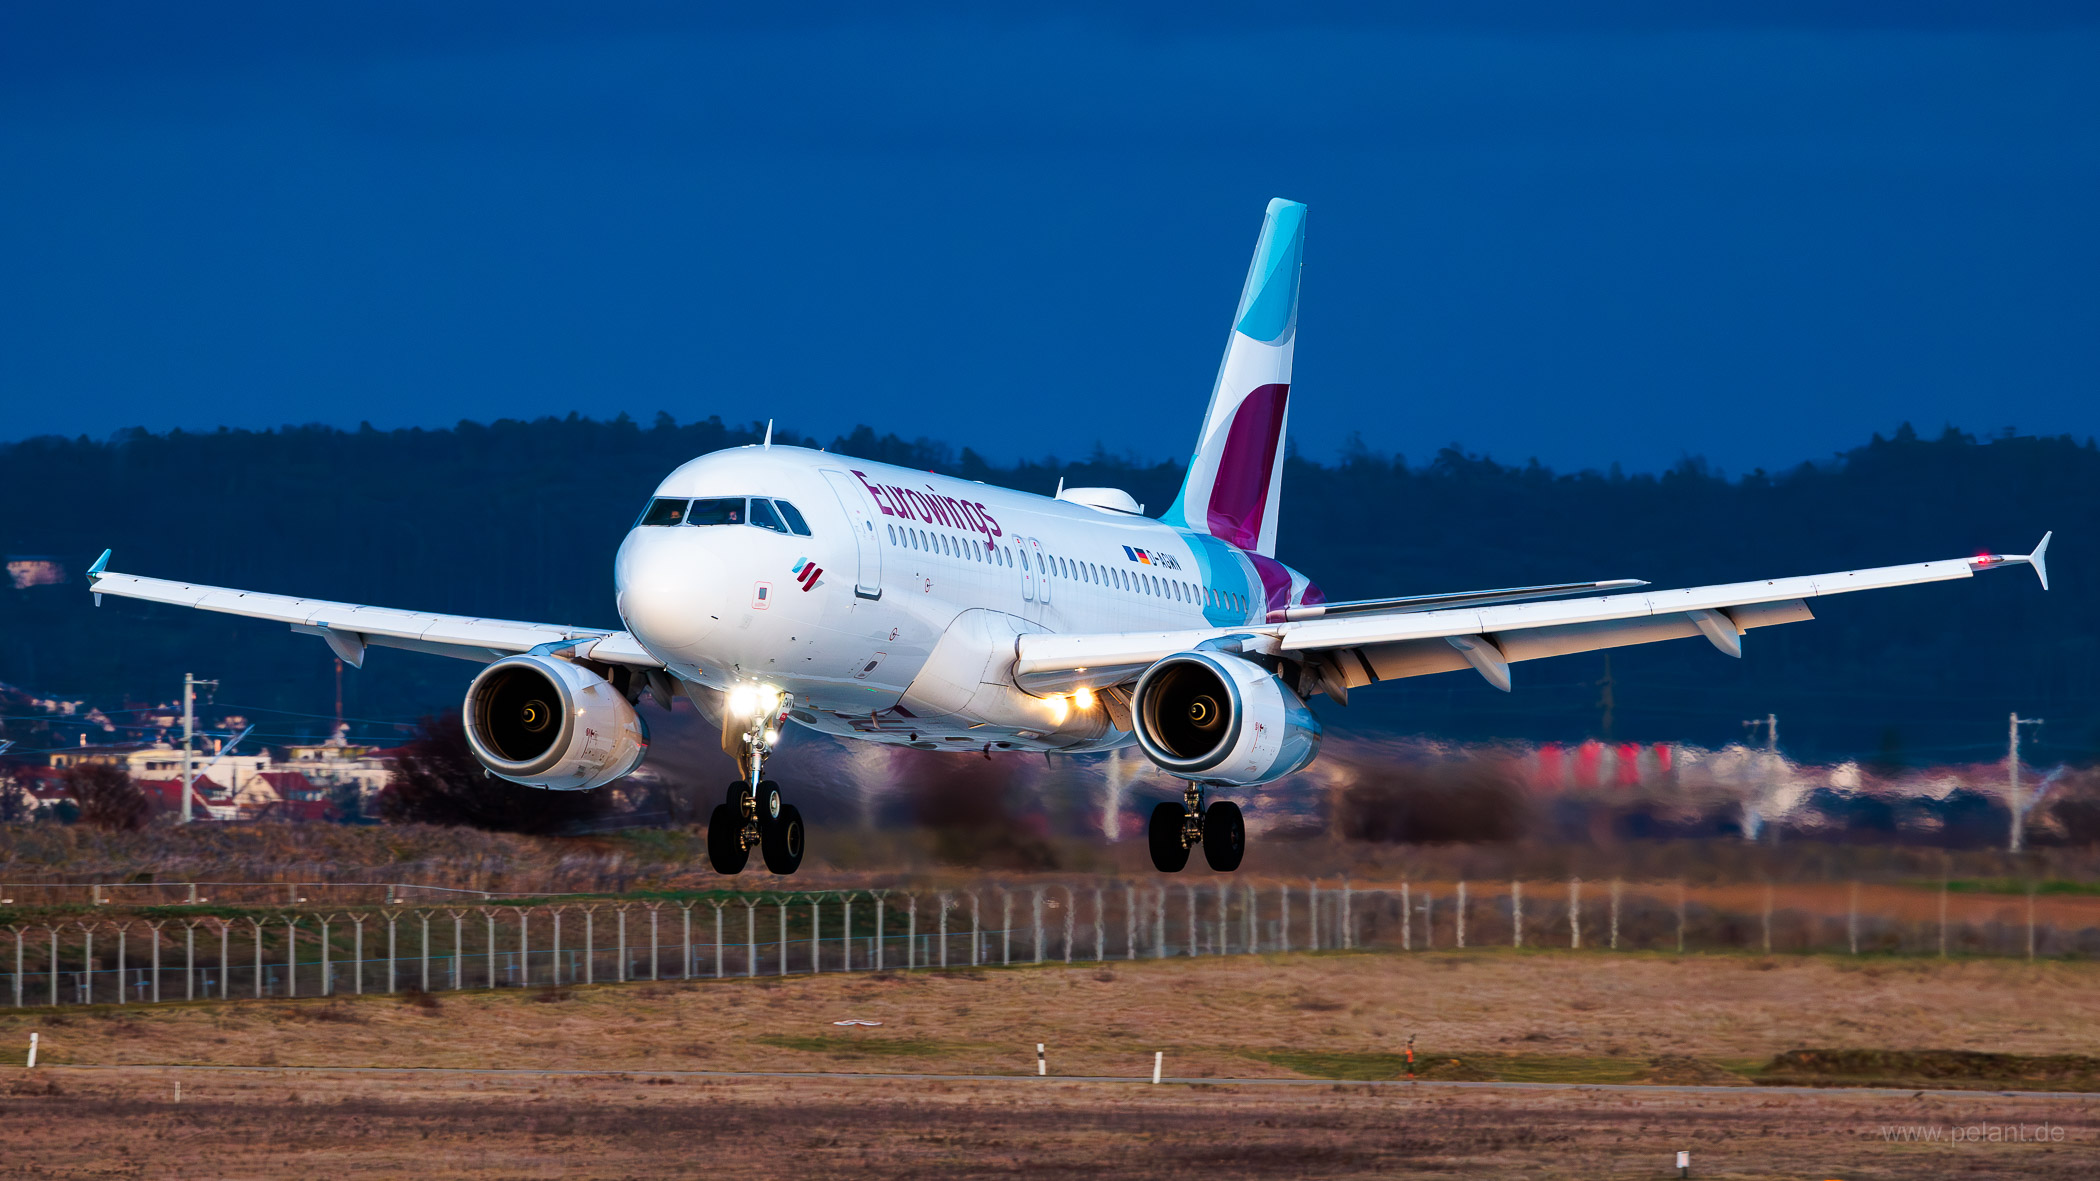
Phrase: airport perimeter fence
[{"left": 7, "top": 878, "right": 2099, "bottom": 1009}]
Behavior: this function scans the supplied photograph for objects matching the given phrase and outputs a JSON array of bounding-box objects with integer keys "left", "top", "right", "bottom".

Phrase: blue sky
[{"left": 3, "top": 3, "right": 2095, "bottom": 474}]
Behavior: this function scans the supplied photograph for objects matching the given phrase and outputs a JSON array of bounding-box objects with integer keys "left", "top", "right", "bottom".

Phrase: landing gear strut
[
  {"left": 1147, "top": 782, "right": 1244, "bottom": 873},
  {"left": 706, "top": 688, "right": 804, "bottom": 876}
]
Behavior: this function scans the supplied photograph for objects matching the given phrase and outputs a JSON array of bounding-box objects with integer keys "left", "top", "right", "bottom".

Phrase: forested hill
[{"left": 1, "top": 416, "right": 2093, "bottom": 765}]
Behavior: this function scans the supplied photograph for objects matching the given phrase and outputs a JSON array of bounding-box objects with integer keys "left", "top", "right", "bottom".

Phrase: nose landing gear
[
  {"left": 1147, "top": 782, "right": 1245, "bottom": 873},
  {"left": 706, "top": 689, "right": 804, "bottom": 876}
]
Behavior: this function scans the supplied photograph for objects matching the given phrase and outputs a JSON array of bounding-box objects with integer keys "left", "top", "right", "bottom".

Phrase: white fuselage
[{"left": 613, "top": 445, "right": 1315, "bottom": 753}]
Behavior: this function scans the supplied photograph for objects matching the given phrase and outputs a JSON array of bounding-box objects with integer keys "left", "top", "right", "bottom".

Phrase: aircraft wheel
[
  {"left": 1202, "top": 800, "right": 1245, "bottom": 872},
  {"left": 758, "top": 779, "right": 784, "bottom": 822},
  {"left": 1148, "top": 802, "right": 1190, "bottom": 873},
  {"left": 706, "top": 804, "right": 749, "bottom": 875},
  {"left": 724, "top": 779, "right": 747, "bottom": 810},
  {"left": 762, "top": 804, "right": 805, "bottom": 875}
]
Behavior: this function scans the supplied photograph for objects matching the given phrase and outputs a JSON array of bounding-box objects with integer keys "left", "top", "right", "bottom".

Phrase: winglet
[
  {"left": 1969, "top": 533, "right": 2052, "bottom": 590},
  {"left": 87, "top": 549, "right": 111, "bottom": 606}
]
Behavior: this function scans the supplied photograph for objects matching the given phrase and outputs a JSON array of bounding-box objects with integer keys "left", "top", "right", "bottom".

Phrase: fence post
[
  {"left": 317, "top": 915, "right": 332, "bottom": 996},
  {"left": 777, "top": 897, "right": 789, "bottom": 976},
  {"left": 810, "top": 896, "right": 821, "bottom": 974},
  {"left": 450, "top": 910, "right": 465, "bottom": 989},
  {"left": 1511, "top": 882, "right": 1523, "bottom": 950},
  {"left": 1242, "top": 883, "right": 1256, "bottom": 954},
  {"left": 742, "top": 898, "right": 756, "bottom": 978},
  {"left": 1033, "top": 887, "right": 1046, "bottom": 963},
  {"left": 216, "top": 920, "right": 230, "bottom": 999},
  {"left": 969, "top": 893, "right": 980, "bottom": 967},
  {"left": 517, "top": 909, "right": 530, "bottom": 988},
  {"left": 842, "top": 895, "right": 853, "bottom": 973},
  {"left": 905, "top": 895, "right": 917, "bottom": 971},
  {"left": 1454, "top": 881, "right": 1464, "bottom": 950},
  {"left": 1125, "top": 883, "right": 1137, "bottom": 960},
  {"left": 1846, "top": 883, "right": 1859, "bottom": 955},
  {"left": 351, "top": 915, "right": 364, "bottom": 994},
  {"left": 583, "top": 907, "right": 596, "bottom": 985},
  {"left": 1182, "top": 885, "right": 1194, "bottom": 957},
  {"left": 680, "top": 903, "right": 694, "bottom": 980},
  {"left": 1342, "top": 880, "right": 1353, "bottom": 950},
  {"left": 385, "top": 911, "right": 399, "bottom": 992},
  {"left": 420, "top": 911, "right": 432, "bottom": 992},
  {"left": 1278, "top": 884, "right": 1290, "bottom": 953},
  {"left": 281, "top": 915, "right": 298, "bottom": 998},
  {"left": 873, "top": 894, "right": 885, "bottom": 972},
  {"left": 143, "top": 922, "right": 161, "bottom": 1003},
  {"left": 1064, "top": 887, "right": 1076, "bottom": 964},
  {"left": 1569, "top": 878, "right": 1581, "bottom": 950},
  {"left": 1308, "top": 881, "right": 1320, "bottom": 950},
  {"left": 711, "top": 901, "right": 725, "bottom": 979},
  {"left": 649, "top": 903, "right": 661, "bottom": 981},
  {"left": 1000, "top": 890, "right": 1012, "bottom": 966},
  {"left": 1402, "top": 883, "right": 1413, "bottom": 951},
  {"left": 937, "top": 892, "right": 949, "bottom": 969},
  {"left": 10, "top": 926, "right": 22, "bottom": 1008},
  {"left": 48, "top": 926, "right": 59, "bottom": 1006},
  {"left": 1610, "top": 880, "right": 1622, "bottom": 951},
  {"left": 616, "top": 906, "right": 628, "bottom": 983},
  {"left": 479, "top": 908, "right": 497, "bottom": 989},
  {"left": 77, "top": 923, "right": 93, "bottom": 1006},
  {"left": 250, "top": 917, "right": 265, "bottom": 997},
  {"left": 114, "top": 922, "right": 128, "bottom": 1006}
]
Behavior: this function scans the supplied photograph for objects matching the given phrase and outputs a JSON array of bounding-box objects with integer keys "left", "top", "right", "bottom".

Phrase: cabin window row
[
  {"left": 883, "top": 523, "right": 1247, "bottom": 615},
  {"left": 636, "top": 496, "right": 812, "bottom": 536}
]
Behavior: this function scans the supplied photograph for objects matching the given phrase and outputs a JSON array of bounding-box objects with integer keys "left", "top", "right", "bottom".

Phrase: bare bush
[
  {"left": 374, "top": 713, "right": 607, "bottom": 835},
  {"left": 64, "top": 763, "right": 148, "bottom": 831}
]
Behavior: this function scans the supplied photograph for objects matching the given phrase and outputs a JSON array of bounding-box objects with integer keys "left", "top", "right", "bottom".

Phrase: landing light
[
  {"left": 728, "top": 686, "right": 759, "bottom": 718},
  {"left": 1074, "top": 686, "right": 1096, "bottom": 709},
  {"left": 758, "top": 686, "right": 783, "bottom": 713},
  {"left": 1047, "top": 695, "right": 1070, "bottom": 725},
  {"left": 763, "top": 728, "right": 780, "bottom": 746}
]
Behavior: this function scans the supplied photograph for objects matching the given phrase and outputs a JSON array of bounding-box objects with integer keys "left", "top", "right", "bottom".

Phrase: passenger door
[{"left": 818, "top": 469, "right": 883, "bottom": 600}]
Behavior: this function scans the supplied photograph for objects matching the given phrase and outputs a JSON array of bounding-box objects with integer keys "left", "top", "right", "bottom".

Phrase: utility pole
[
  {"left": 179, "top": 674, "right": 218, "bottom": 825},
  {"left": 2009, "top": 712, "right": 2045, "bottom": 852}
]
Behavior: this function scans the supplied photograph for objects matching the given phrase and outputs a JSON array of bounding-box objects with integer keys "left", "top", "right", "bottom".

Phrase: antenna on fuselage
[{"left": 763, "top": 419, "right": 773, "bottom": 449}]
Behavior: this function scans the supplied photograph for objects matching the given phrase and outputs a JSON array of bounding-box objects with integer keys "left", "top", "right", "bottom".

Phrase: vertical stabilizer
[{"left": 1161, "top": 198, "right": 1304, "bottom": 557}]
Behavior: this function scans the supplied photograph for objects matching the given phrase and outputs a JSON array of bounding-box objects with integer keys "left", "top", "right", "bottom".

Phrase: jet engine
[
  {"left": 1130, "top": 650, "right": 1322, "bottom": 785},
  {"left": 462, "top": 655, "right": 649, "bottom": 790}
]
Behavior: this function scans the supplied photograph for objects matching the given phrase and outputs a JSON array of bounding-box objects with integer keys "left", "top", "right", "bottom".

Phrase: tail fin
[{"left": 1161, "top": 198, "right": 1304, "bottom": 557}]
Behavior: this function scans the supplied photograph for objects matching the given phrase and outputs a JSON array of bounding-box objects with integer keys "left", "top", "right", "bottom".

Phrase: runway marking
[{"left": 40, "top": 1063, "right": 2100, "bottom": 1102}]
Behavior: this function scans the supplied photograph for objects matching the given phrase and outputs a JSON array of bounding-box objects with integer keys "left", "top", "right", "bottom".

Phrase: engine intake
[
  {"left": 463, "top": 655, "right": 649, "bottom": 790},
  {"left": 1131, "top": 651, "right": 1321, "bottom": 785}
]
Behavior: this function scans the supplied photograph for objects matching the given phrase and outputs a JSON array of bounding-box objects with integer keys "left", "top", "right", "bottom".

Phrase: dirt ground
[{"left": 3, "top": 951, "right": 2098, "bottom": 1177}]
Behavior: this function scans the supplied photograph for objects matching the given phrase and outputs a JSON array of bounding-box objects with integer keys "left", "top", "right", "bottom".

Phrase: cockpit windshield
[{"left": 634, "top": 496, "right": 814, "bottom": 535}]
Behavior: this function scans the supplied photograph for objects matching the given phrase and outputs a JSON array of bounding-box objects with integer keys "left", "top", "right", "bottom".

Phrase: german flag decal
[{"left": 790, "top": 557, "right": 823, "bottom": 591}]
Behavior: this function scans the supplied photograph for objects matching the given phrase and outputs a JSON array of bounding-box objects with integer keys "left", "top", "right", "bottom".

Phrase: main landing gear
[
  {"left": 707, "top": 688, "right": 804, "bottom": 876},
  {"left": 1148, "top": 782, "right": 1244, "bottom": 873}
]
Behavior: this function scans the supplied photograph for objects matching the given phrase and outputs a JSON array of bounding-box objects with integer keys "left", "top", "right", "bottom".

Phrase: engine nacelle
[
  {"left": 463, "top": 655, "right": 649, "bottom": 790},
  {"left": 1131, "top": 651, "right": 1322, "bottom": 785}
]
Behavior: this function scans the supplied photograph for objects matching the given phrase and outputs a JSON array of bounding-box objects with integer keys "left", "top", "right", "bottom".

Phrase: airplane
[{"left": 84, "top": 198, "right": 2051, "bottom": 876}]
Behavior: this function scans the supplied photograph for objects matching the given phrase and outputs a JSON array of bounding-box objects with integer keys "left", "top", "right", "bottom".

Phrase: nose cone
[{"left": 615, "top": 528, "right": 721, "bottom": 657}]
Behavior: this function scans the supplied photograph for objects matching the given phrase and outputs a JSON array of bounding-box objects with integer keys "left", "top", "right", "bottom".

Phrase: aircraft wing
[
  {"left": 1013, "top": 536, "right": 2051, "bottom": 697},
  {"left": 85, "top": 552, "right": 662, "bottom": 670}
]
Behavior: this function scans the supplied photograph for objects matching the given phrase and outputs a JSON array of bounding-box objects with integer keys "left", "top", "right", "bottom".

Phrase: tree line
[{"left": 1, "top": 415, "right": 2092, "bottom": 763}]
